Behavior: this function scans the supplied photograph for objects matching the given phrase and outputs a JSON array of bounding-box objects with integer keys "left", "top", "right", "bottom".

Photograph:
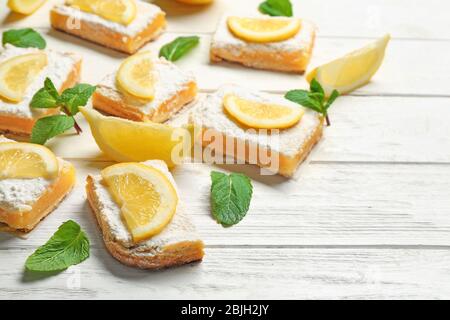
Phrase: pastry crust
[
  {"left": 50, "top": 7, "right": 166, "bottom": 54},
  {"left": 93, "top": 81, "right": 198, "bottom": 122},
  {"left": 197, "top": 119, "right": 323, "bottom": 177},
  {"left": 210, "top": 44, "right": 315, "bottom": 73},
  {"left": 0, "top": 58, "right": 82, "bottom": 140},
  {"left": 189, "top": 85, "right": 324, "bottom": 177},
  {"left": 86, "top": 176, "right": 205, "bottom": 270},
  {"left": 0, "top": 160, "right": 76, "bottom": 232},
  {"left": 210, "top": 17, "right": 316, "bottom": 73}
]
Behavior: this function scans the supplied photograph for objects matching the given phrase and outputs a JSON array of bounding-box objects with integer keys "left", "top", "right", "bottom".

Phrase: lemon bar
[
  {"left": 189, "top": 85, "right": 323, "bottom": 177},
  {"left": 93, "top": 56, "right": 197, "bottom": 123},
  {"left": 0, "top": 137, "right": 76, "bottom": 232},
  {"left": 86, "top": 160, "right": 204, "bottom": 269},
  {"left": 0, "top": 45, "right": 81, "bottom": 140},
  {"left": 210, "top": 15, "right": 316, "bottom": 73},
  {"left": 50, "top": 1, "right": 166, "bottom": 54}
]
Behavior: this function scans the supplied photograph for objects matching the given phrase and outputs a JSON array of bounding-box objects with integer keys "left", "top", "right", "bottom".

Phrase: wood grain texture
[
  {"left": 2, "top": 0, "right": 450, "bottom": 40},
  {"left": 1, "top": 248, "right": 450, "bottom": 299},
  {"left": 26, "top": 31, "right": 450, "bottom": 96},
  {"left": 0, "top": 0, "right": 449, "bottom": 300},
  {"left": 1, "top": 160, "right": 449, "bottom": 249}
]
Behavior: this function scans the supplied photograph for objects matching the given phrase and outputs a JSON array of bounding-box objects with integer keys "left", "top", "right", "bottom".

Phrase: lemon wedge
[
  {"left": 116, "top": 51, "right": 155, "bottom": 100},
  {"left": 227, "top": 17, "right": 301, "bottom": 43},
  {"left": 102, "top": 162, "right": 178, "bottom": 243},
  {"left": 224, "top": 94, "right": 304, "bottom": 129},
  {"left": 7, "top": 0, "right": 46, "bottom": 15},
  {"left": 0, "top": 52, "right": 47, "bottom": 102},
  {"left": 0, "top": 142, "right": 59, "bottom": 180},
  {"left": 80, "top": 107, "right": 190, "bottom": 167},
  {"left": 307, "top": 34, "right": 391, "bottom": 96},
  {"left": 66, "top": 0, "right": 137, "bottom": 25}
]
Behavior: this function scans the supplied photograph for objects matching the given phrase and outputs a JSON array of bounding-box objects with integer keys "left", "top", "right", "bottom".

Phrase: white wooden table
[{"left": 1, "top": 0, "right": 450, "bottom": 300}]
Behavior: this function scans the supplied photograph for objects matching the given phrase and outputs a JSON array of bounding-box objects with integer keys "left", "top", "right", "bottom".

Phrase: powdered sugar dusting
[
  {"left": 53, "top": 1, "right": 164, "bottom": 37},
  {"left": 212, "top": 14, "right": 316, "bottom": 53},
  {"left": 0, "top": 45, "right": 79, "bottom": 119},
  {"left": 190, "top": 84, "right": 321, "bottom": 157},
  {"left": 90, "top": 160, "right": 201, "bottom": 252},
  {"left": 0, "top": 178, "right": 51, "bottom": 212},
  {"left": 97, "top": 57, "right": 195, "bottom": 115}
]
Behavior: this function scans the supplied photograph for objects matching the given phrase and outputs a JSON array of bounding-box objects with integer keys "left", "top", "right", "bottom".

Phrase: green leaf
[
  {"left": 25, "top": 220, "right": 90, "bottom": 272},
  {"left": 210, "top": 171, "right": 253, "bottom": 227},
  {"left": 30, "top": 78, "right": 59, "bottom": 109},
  {"left": 2, "top": 28, "right": 46, "bottom": 49},
  {"left": 325, "top": 90, "right": 340, "bottom": 110},
  {"left": 30, "top": 115, "right": 75, "bottom": 145},
  {"left": 285, "top": 90, "right": 323, "bottom": 113},
  {"left": 59, "top": 84, "right": 96, "bottom": 115},
  {"left": 259, "top": 0, "right": 293, "bottom": 17},
  {"left": 310, "top": 78, "right": 325, "bottom": 97},
  {"left": 159, "top": 36, "right": 200, "bottom": 62}
]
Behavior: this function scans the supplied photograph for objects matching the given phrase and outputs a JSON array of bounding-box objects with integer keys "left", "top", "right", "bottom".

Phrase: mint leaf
[
  {"left": 159, "top": 36, "right": 200, "bottom": 62},
  {"left": 210, "top": 171, "right": 253, "bottom": 227},
  {"left": 285, "top": 90, "right": 322, "bottom": 112},
  {"left": 31, "top": 115, "right": 75, "bottom": 145},
  {"left": 59, "top": 84, "right": 96, "bottom": 115},
  {"left": 285, "top": 78, "right": 341, "bottom": 126},
  {"left": 325, "top": 90, "right": 340, "bottom": 110},
  {"left": 259, "top": 0, "right": 293, "bottom": 17},
  {"left": 31, "top": 78, "right": 59, "bottom": 109},
  {"left": 25, "top": 221, "right": 90, "bottom": 272},
  {"left": 310, "top": 78, "right": 325, "bottom": 98},
  {"left": 2, "top": 28, "right": 46, "bottom": 49}
]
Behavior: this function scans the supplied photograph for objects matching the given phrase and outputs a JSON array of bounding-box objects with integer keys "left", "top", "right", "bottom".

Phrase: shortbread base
[
  {"left": 0, "top": 160, "right": 76, "bottom": 232},
  {"left": 93, "top": 81, "right": 198, "bottom": 123},
  {"left": 0, "top": 59, "right": 82, "bottom": 139},
  {"left": 210, "top": 20, "right": 316, "bottom": 73},
  {"left": 50, "top": 10, "right": 166, "bottom": 54},
  {"left": 197, "top": 119, "right": 324, "bottom": 177},
  {"left": 86, "top": 176, "right": 205, "bottom": 270}
]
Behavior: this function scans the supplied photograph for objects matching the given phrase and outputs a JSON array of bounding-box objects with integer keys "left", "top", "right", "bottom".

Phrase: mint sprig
[
  {"left": 30, "top": 78, "right": 96, "bottom": 145},
  {"left": 2, "top": 28, "right": 46, "bottom": 49},
  {"left": 259, "top": 0, "right": 293, "bottom": 17},
  {"left": 285, "top": 79, "right": 340, "bottom": 126},
  {"left": 159, "top": 36, "right": 200, "bottom": 62},
  {"left": 25, "top": 220, "right": 90, "bottom": 272},
  {"left": 210, "top": 171, "right": 253, "bottom": 227}
]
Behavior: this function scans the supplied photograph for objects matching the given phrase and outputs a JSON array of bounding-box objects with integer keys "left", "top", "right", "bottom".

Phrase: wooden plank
[
  {"left": 18, "top": 31, "right": 450, "bottom": 96},
  {"left": 1, "top": 160, "right": 450, "bottom": 248},
  {"left": 44, "top": 95, "right": 450, "bottom": 163},
  {"left": 1, "top": 247, "right": 450, "bottom": 299},
  {"left": 2, "top": 0, "right": 450, "bottom": 40}
]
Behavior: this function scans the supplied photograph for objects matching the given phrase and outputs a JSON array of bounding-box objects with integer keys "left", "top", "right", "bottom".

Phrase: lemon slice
[
  {"left": 227, "top": 17, "right": 301, "bottom": 43},
  {"left": 67, "top": 0, "right": 137, "bottom": 25},
  {"left": 307, "top": 34, "right": 391, "bottom": 96},
  {"left": 0, "top": 52, "right": 47, "bottom": 102},
  {"left": 116, "top": 51, "right": 155, "bottom": 100},
  {"left": 80, "top": 107, "right": 190, "bottom": 167},
  {"left": 0, "top": 142, "right": 59, "bottom": 180},
  {"left": 7, "top": 0, "right": 46, "bottom": 15},
  {"left": 102, "top": 162, "right": 178, "bottom": 242},
  {"left": 224, "top": 94, "right": 304, "bottom": 129}
]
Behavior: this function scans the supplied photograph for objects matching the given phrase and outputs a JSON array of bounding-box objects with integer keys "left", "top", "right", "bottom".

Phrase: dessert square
[
  {"left": 50, "top": 1, "right": 166, "bottom": 54},
  {"left": 189, "top": 85, "right": 323, "bottom": 177},
  {"left": 86, "top": 160, "right": 204, "bottom": 269},
  {"left": 210, "top": 15, "right": 316, "bottom": 73},
  {"left": 0, "top": 45, "right": 81, "bottom": 140},
  {"left": 0, "top": 137, "right": 76, "bottom": 232},
  {"left": 93, "top": 56, "right": 197, "bottom": 123}
]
